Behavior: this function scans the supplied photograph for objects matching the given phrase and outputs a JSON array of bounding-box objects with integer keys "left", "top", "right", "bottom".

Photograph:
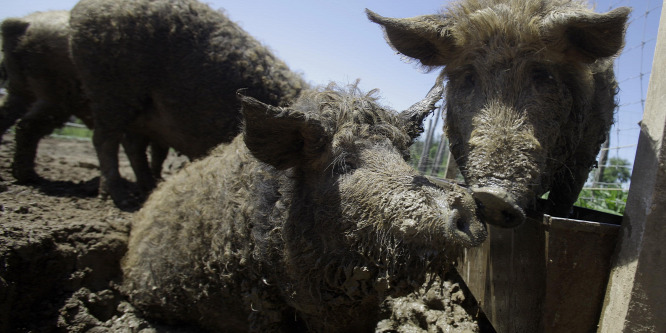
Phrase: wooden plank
[
  {"left": 458, "top": 211, "right": 620, "bottom": 332},
  {"left": 458, "top": 217, "right": 546, "bottom": 333},
  {"left": 542, "top": 217, "right": 619, "bottom": 332}
]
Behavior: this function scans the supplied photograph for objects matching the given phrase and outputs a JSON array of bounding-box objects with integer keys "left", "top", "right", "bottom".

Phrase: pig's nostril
[
  {"left": 456, "top": 216, "right": 467, "bottom": 232},
  {"left": 446, "top": 207, "right": 487, "bottom": 247},
  {"left": 449, "top": 209, "right": 468, "bottom": 233},
  {"left": 503, "top": 209, "right": 517, "bottom": 224}
]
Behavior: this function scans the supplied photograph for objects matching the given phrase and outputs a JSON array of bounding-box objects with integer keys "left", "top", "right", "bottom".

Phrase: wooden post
[
  {"left": 597, "top": 4, "right": 666, "bottom": 332},
  {"left": 430, "top": 137, "right": 447, "bottom": 176},
  {"left": 593, "top": 136, "right": 610, "bottom": 187},
  {"left": 417, "top": 107, "right": 441, "bottom": 174},
  {"left": 417, "top": 118, "right": 434, "bottom": 173},
  {"left": 444, "top": 151, "right": 459, "bottom": 180}
]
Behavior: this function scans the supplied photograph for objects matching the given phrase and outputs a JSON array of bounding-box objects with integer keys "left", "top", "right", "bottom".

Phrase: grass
[
  {"left": 52, "top": 125, "right": 93, "bottom": 139},
  {"left": 574, "top": 188, "right": 628, "bottom": 216}
]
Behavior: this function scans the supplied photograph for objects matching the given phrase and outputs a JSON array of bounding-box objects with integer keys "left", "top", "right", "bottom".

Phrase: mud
[{"left": 0, "top": 132, "right": 485, "bottom": 332}]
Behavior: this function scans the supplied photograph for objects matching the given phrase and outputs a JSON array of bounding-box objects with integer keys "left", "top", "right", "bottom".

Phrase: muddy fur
[
  {"left": 69, "top": 0, "right": 306, "bottom": 206},
  {"left": 368, "top": 0, "right": 629, "bottom": 220},
  {"left": 122, "top": 84, "right": 487, "bottom": 332}
]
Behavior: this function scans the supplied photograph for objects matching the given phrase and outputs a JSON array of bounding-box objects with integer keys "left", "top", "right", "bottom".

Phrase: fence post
[
  {"left": 430, "top": 137, "right": 447, "bottom": 176},
  {"left": 593, "top": 136, "right": 609, "bottom": 187},
  {"left": 597, "top": 4, "right": 666, "bottom": 331},
  {"left": 444, "top": 151, "right": 459, "bottom": 180},
  {"left": 417, "top": 107, "right": 441, "bottom": 174}
]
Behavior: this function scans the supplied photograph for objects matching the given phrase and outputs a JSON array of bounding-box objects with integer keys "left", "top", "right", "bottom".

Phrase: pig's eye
[
  {"left": 461, "top": 71, "right": 477, "bottom": 91},
  {"left": 332, "top": 159, "right": 357, "bottom": 175},
  {"left": 532, "top": 68, "right": 556, "bottom": 85}
]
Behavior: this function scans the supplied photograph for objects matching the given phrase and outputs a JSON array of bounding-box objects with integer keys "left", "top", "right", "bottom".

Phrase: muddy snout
[
  {"left": 423, "top": 176, "right": 488, "bottom": 247},
  {"left": 471, "top": 187, "right": 525, "bottom": 228}
]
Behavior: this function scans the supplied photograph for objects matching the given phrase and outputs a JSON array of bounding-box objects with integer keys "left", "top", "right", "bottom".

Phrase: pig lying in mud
[
  {"left": 368, "top": 0, "right": 630, "bottom": 225},
  {"left": 69, "top": 0, "right": 306, "bottom": 207},
  {"left": 122, "top": 84, "right": 487, "bottom": 332}
]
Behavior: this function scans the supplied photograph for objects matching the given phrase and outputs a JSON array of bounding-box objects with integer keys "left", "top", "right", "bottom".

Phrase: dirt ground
[{"left": 0, "top": 132, "right": 488, "bottom": 333}]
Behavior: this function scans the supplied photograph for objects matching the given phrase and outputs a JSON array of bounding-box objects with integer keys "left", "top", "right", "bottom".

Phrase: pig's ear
[
  {"left": 366, "top": 9, "right": 455, "bottom": 68},
  {"left": 400, "top": 74, "right": 444, "bottom": 141},
  {"left": 544, "top": 7, "right": 630, "bottom": 63},
  {"left": 239, "top": 94, "right": 329, "bottom": 170},
  {"left": 1, "top": 18, "right": 30, "bottom": 42}
]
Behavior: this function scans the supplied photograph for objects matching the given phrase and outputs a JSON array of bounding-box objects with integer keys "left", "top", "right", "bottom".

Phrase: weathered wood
[
  {"left": 430, "top": 137, "right": 448, "bottom": 176},
  {"left": 457, "top": 208, "right": 621, "bottom": 332},
  {"left": 593, "top": 136, "right": 610, "bottom": 187},
  {"left": 542, "top": 216, "right": 619, "bottom": 332},
  {"left": 444, "top": 151, "right": 459, "bottom": 180}
]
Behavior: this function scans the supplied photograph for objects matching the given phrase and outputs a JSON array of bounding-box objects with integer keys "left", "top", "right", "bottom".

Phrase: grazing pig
[
  {"left": 122, "top": 84, "right": 487, "bottom": 332},
  {"left": 0, "top": 11, "right": 169, "bottom": 195},
  {"left": 367, "top": 0, "right": 630, "bottom": 225},
  {"left": 69, "top": 0, "right": 306, "bottom": 207}
]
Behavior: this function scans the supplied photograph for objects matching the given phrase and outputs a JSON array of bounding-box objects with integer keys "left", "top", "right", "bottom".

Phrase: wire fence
[{"left": 410, "top": 0, "right": 662, "bottom": 213}]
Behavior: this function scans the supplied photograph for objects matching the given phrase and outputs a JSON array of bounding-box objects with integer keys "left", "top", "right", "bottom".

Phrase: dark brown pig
[
  {"left": 0, "top": 11, "right": 168, "bottom": 191},
  {"left": 367, "top": 0, "right": 630, "bottom": 226},
  {"left": 69, "top": 0, "right": 306, "bottom": 207},
  {"left": 0, "top": 11, "right": 95, "bottom": 181},
  {"left": 122, "top": 83, "right": 487, "bottom": 332}
]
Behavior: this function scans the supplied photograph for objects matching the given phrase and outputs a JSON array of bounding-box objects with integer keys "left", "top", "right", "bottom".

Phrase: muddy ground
[{"left": 0, "top": 132, "right": 488, "bottom": 333}]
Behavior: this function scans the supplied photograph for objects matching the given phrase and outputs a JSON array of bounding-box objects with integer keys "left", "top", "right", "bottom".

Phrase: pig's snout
[
  {"left": 444, "top": 206, "right": 487, "bottom": 247},
  {"left": 423, "top": 176, "right": 487, "bottom": 247},
  {"left": 471, "top": 187, "right": 525, "bottom": 228}
]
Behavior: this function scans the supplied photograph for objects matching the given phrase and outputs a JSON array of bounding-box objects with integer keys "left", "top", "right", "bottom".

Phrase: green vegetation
[
  {"left": 52, "top": 118, "right": 93, "bottom": 139},
  {"left": 52, "top": 126, "right": 93, "bottom": 139},
  {"left": 575, "top": 188, "right": 628, "bottom": 215},
  {"left": 409, "top": 139, "right": 451, "bottom": 178},
  {"left": 599, "top": 157, "right": 632, "bottom": 184},
  {"left": 574, "top": 157, "right": 631, "bottom": 215}
]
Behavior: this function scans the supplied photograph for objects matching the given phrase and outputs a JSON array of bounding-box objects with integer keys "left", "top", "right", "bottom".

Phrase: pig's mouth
[
  {"left": 422, "top": 176, "right": 488, "bottom": 246},
  {"left": 423, "top": 176, "right": 526, "bottom": 228},
  {"left": 471, "top": 187, "right": 525, "bottom": 228}
]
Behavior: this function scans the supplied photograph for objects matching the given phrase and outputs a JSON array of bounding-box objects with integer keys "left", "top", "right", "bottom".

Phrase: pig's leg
[
  {"left": 93, "top": 126, "right": 123, "bottom": 204},
  {"left": 0, "top": 93, "right": 31, "bottom": 140},
  {"left": 149, "top": 142, "right": 169, "bottom": 180},
  {"left": 91, "top": 99, "right": 139, "bottom": 208},
  {"left": 121, "top": 133, "right": 154, "bottom": 192},
  {"left": 12, "top": 100, "right": 69, "bottom": 182}
]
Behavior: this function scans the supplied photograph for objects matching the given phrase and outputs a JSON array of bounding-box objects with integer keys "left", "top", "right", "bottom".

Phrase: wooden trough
[{"left": 455, "top": 203, "right": 622, "bottom": 333}]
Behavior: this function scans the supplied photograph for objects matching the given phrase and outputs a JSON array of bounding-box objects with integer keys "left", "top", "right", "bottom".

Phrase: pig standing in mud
[
  {"left": 0, "top": 11, "right": 96, "bottom": 182},
  {"left": 122, "top": 84, "right": 487, "bottom": 332},
  {"left": 368, "top": 0, "right": 630, "bottom": 225},
  {"left": 69, "top": 0, "right": 305, "bottom": 207},
  {"left": 0, "top": 11, "right": 168, "bottom": 189}
]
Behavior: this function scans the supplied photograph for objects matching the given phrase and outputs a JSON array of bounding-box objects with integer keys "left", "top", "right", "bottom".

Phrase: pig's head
[
  {"left": 240, "top": 84, "right": 487, "bottom": 289},
  {"left": 368, "top": 2, "right": 630, "bottom": 226}
]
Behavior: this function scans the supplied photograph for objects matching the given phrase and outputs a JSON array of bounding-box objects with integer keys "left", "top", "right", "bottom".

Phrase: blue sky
[{"left": 1, "top": 0, "right": 661, "bottom": 172}]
